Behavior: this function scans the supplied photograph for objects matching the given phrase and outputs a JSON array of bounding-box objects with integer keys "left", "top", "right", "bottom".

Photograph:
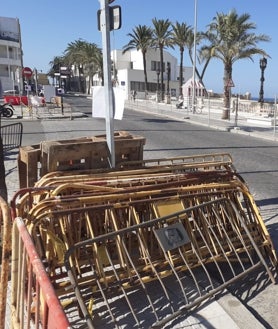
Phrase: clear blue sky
[{"left": 2, "top": 0, "right": 277, "bottom": 98}]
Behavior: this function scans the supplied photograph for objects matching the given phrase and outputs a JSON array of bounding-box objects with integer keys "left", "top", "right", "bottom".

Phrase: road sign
[
  {"left": 97, "top": 5, "right": 121, "bottom": 31},
  {"left": 22, "top": 67, "right": 33, "bottom": 78},
  {"left": 226, "top": 78, "right": 235, "bottom": 88}
]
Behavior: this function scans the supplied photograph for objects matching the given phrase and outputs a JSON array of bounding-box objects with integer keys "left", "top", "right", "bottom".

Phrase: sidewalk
[
  {"left": 8, "top": 102, "right": 87, "bottom": 120},
  {"left": 125, "top": 99, "right": 278, "bottom": 143}
]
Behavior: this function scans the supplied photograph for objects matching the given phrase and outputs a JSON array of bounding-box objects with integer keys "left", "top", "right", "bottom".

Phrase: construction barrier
[
  {"left": 9, "top": 151, "right": 277, "bottom": 329},
  {"left": 11, "top": 217, "right": 70, "bottom": 329},
  {"left": 65, "top": 198, "right": 275, "bottom": 328},
  {"left": 0, "top": 197, "right": 12, "bottom": 329}
]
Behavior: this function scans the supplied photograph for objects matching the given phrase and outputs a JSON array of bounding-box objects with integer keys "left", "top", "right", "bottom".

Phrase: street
[
  {"left": 16, "top": 94, "right": 278, "bottom": 247},
  {"left": 5, "top": 93, "right": 278, "bottom": 328}
]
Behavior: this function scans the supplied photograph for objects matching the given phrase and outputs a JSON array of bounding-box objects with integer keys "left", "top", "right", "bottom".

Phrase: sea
[{"left": 251, "top": 97, "right": 276, "bottom": 103}]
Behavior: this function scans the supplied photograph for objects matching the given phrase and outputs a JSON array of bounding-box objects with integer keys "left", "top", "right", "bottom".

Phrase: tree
[
  {"left": 171, "top": 22, "right": 193, "bottom": 98},
  {"left": 152, "top": 18, "right": 173, "bottom": 101},
  {"left": 48, "top": 56, "right": 65, "bottom": 87},
  {"left": 205, "top": 9, "right": 270, "bottom": 119},
  {"left": 64, "top": 39, "right": 103, "bottom": 94},
  {"left": 185, "top": 28, "right": 210, "bottom": 93},
  {"left": 122, "top": 25, "right": 153, "bottom": 98}
]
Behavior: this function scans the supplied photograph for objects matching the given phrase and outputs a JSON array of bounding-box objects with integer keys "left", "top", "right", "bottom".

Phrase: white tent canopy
[{"left": 182, "top": 78, "right": 205, "bottom": 97}]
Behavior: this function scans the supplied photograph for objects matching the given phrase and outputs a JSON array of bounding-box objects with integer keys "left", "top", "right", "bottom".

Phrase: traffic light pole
[{"left": 99, "top": 0, "right": 115, "bottom": 168}]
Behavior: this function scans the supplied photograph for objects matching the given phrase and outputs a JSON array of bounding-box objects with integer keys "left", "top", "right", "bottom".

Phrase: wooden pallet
[{"left": 17, "top": 131, "right": 146, "bottom": 188}]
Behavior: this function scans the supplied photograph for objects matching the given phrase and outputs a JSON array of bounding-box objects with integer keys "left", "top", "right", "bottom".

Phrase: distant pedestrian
[{"left": 132, "top": 90, "right": 137, "bottom": 101}]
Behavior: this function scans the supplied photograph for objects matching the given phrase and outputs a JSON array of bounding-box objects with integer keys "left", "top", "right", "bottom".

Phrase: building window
[
  {"left": 130, "top": 81, "right": 145, "bottom": 92},
  {"left": 0, "top": 45, "right": 7, "bottom": 58},
  {"left": 151, "top": 61, "right": 161, "bottom": 72}
]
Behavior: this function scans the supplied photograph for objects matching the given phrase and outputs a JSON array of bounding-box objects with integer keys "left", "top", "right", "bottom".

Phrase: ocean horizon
[{"left": 251, "top": 97, "right": 276, "bottom": 103}]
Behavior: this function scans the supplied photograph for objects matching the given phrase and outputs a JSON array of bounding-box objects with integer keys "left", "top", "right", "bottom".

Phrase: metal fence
[
  {"left": 0, "top": 122, "right": 23, "bottom": 152},
  {"left": 10, "top": 217, "right": 71, "bottom": 329},
  {"left": 128, "top": 95, "right": 277, "bottom": 117},
  {"left": 8, "top": 153, "right": 277, "bottom": 329}
]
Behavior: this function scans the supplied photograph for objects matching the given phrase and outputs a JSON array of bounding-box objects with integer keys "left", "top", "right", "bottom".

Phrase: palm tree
[
  {"left": 78, "top": 42, "right": 103, "bottom": 94},
  {"left": 185, "top": 29, "right": 209, "bottom": 92},
  {"left": 122, "top": 25, "right": 153, "bottom": 98},
  {"left": 205, "top": 9, "right": 270, "bottom": 119},
  {"left": 152, "top": 18, "right": 173, "bottom": 101},
  {"left": 171, "top": 22, "right": 193, "bottom": 98},
  {"left": 64, "top": 39, "right": 102, "bottom": 93},
  {"left": 48, "top": 56, "right": 65, "bottom": 86},
  {"left": 64, "top": 39, "right": 86, "bottom": 92}
]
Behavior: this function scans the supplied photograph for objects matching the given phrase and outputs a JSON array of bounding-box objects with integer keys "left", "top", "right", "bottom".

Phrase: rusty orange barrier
[
  {"left": 11, "top": 217, "right": 70, "bottom": 329},
  {"left": 0, "top": 196, "right": 12, "bottom": 329}
]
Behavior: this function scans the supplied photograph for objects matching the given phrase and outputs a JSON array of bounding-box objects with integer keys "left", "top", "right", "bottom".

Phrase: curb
[{"left": 217, "top": 293, "right": 265, "bottom": 329}]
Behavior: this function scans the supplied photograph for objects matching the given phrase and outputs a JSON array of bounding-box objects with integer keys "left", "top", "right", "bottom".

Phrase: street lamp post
[
  {"left": 192, "top": 0, "right": 198, "bottom": 113},
  {"left": 258, "top": 57, "right": 267, "bottom": 109},
  {"left": 156, "top": 68, "right": 160, "bottom": 102},
  {"left": 33, "top": 68, "right": 38, "bottom": 95}
]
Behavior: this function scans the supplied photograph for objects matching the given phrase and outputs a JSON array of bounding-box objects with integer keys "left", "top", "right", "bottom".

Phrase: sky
[{"left": 2, "top": 0, "right": 277, "bottom": 98}]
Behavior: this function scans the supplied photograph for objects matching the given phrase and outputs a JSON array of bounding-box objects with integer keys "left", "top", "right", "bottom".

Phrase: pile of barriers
[{"left": 1, "top": 133, "right": 277, "bottom": 329}]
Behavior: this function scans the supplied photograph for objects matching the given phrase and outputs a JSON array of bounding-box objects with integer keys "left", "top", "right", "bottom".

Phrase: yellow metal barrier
[{"left": 9, "top": 153, "right": 277, "bottom": 328}]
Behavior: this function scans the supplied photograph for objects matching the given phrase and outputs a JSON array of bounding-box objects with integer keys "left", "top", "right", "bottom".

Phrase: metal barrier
[
  {"left": 0, "top": 122, "right": 23, "bottom": 152},
  {"left": 9, "top": 154, "right": 277, "bottom": 328},
  {"left": 11, "top": 217, "right": 71, "bottom": 329},
  {"left": 0, "top": 197, "right": 12, "bottom": 329},
  {"left": 64, "top": 198, "right": 276, "bottom": 328}
]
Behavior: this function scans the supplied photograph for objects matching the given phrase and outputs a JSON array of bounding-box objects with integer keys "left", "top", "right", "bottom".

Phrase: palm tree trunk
[
  {"left": 143, "top": 53, "right": 148, "bottom": 99},
  {"left": 160, "top": 47, "right": 164, "bottom": 101},
  {"left": 222, "top": 62, "right": 232, "bottom": 120}
]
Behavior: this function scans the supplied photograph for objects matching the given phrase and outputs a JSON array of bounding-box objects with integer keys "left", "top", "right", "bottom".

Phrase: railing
[
  {"left": 10, "top": 217, "right": 71, "bottom": 329},
  {"left": 127, "top": 95, "right": 277, "bottom": 117},
  {"left": 0, "top": 197, "right": 12, "bottom": 329},
  {"left": 0, "top": 122, "right": 23, "bottom": 152}
]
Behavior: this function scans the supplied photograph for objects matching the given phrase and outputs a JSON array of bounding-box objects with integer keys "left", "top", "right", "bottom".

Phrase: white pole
[
  {"left": 192, "top": 0, "right": 197, "bottom": 113},
  {"left": 99, "top": 0, "right": 115, "bottom": 167},
  {"left": 274, "top": 95, "right": 277, "bottom": 137}
]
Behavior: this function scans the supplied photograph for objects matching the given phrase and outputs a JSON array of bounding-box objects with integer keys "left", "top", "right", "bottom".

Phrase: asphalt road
[
  {"left": 18, "top": 93, "right": 278, "bottom": 245},
  {"left": 9, "top": 93, "right": 278, "bottom": 328}
]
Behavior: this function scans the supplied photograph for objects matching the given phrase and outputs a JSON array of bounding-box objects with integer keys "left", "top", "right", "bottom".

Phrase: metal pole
[
  {"left": 156, "top": 69, "right": 160, "bottom": 102},
  {"left": 258, "top": 57, "right": 267, "bottom": 110},
  {"left": 192, "top": 0, "right": 197, "bottom": 113},
  {"left": 235, "top": 94, "right": 239, "bottom": 127},
  {"left": 99, "top": 0, "right": 115, "bottom": 167},
  {"left": 34, "top": 68, "right": 38, "bottom": 96},
  {"left": 208, "top": 93, "right": 210, "bottom": 127},
  {"left": 274, "top": 95, "right": 277, "bottom": 137}
]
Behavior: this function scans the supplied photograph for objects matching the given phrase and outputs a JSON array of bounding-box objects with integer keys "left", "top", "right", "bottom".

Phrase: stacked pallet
[{"left": 17, "top": 131, "right": 146, "bottom": 188}]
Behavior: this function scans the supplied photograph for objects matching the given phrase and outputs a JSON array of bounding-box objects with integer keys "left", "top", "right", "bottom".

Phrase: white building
[
  {"left": 0, "top": 17, "right": 23, "bottom": 92},
  {"left": 93, "top": 48, "right": 192, "bottom": 100}
]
